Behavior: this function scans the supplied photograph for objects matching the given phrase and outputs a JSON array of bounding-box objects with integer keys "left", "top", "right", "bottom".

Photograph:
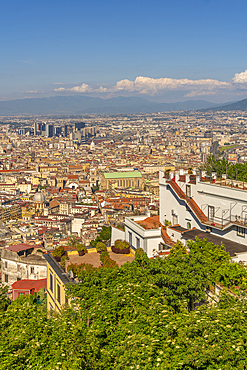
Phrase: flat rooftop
[
  {"left": 169, "top": 225, "right": 187, "bottom": 233},
  {"left": 68, "top": 251, "right": 135, "bottom": 268},
  {"left": 182, "top": 228, "right": 247, "bottom": 257}
]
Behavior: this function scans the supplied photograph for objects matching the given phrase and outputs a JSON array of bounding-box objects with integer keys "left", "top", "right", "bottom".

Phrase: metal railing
[{"left": 205, "top": 214, "right": 247, "bottom": 229}]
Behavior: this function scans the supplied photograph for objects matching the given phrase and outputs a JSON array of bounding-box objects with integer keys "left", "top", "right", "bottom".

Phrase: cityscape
[{"left": 2, "top": 0, "right": 247, "bottom": 369}]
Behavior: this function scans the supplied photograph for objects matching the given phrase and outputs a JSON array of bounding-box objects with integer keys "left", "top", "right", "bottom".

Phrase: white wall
[
  {"left": 111, "top": 227, "right": 125, "bottom": 246},
  {"left": 1, "top": 258, "right": 47, "bottom": 288},
  {"left": 125, "top": 217, "right": 162, "bottom": 257},
  {"left": 159, "top": 170, "right": 247, "bottom": 246},
  {"left": 159, "top": 173, "right": 200, "bottom": 230},
  {"left": 72, "top": 218, "right": 85, "bottom": 235}
]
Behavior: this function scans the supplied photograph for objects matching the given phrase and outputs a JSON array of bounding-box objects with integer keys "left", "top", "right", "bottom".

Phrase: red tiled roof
[
  {"left": 12, "top": 279, "right": 47, "bottom": 291},
  {"left": 135, "top": 215, "right": 160, "bottom": 229},
  {"left": 49, "top": 199, "right": 60, "bottom": 208},
  {"left": 6, "top": 243, "right": 38, "bottom": 252}
]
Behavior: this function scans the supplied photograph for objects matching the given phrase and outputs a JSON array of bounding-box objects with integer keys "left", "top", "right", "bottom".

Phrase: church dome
[{"left": 33, "top": 192, "right": 45, "bottom": 203}]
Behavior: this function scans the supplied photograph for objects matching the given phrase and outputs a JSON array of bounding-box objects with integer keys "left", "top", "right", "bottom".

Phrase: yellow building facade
[
  {"left": 100, "top": 171, "right": 145, "bottom": 190},
  {"left": 44, "top": 254, "right": 74, "bottom": 313}
]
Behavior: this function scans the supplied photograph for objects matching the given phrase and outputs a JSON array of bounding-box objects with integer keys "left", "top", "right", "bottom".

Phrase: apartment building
[
  {"left": 0, "top": 204, "right": 21, "bottom": 222},
  {"left": 1, "top": 244, "right": 47, "bottom": 287},
  {"left": 159, "top": 170, "right": 247, "bottom": 262},
  {"left": 44, "top": 253, "right": 74, "bottom": 313}
]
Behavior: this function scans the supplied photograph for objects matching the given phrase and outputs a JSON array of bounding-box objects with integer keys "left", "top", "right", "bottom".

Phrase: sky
[{"left": 1, "top": 0, "right": 247, "bottom": 103}]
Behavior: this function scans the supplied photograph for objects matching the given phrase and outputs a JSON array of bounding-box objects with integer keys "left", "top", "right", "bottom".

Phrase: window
[
  {"left": 208, "top": 206, "right": 215, "bottom": 222},
  {"left": 159, "top": 243, "right": 166, "bottom": 251},
  {"left": 136, "top": 237, "right": 140, "bottom": 249},
  {"left": 30, "top": 267, "right": 34, "bottom": 274},
  {"left": 187, "top": 222, "right": 191, "bottom": 229},
  {"left": 186, "top": 185, "right": 191, "bottom": 198},
  {"left": 237, "top": 226, "right": 245, "bottom": 237},
  {"left": 17, "top": 277, "right": 21, "bottom": 281},
  {"left": 17, "top": 265, "right": 20, "bottom": 272},
  {"left": 65, "top": 295, "right": 68, "bottom": 305},
  {"left": 4, "top": 261, "right": 7, "bottom": 269},
  {"left": 50, "top": 273, "right": 53, "bottom": 292},
  {"left": 19, "top": 293, "right": 24, "bottom": 297},
  {"left": 57, "top": 284, "right": 61, "bottom": 304},
  {"left": 128, "top": 232, "right": 132, "bottom": 247},
  {"left": 4, "top": 274, "right": 8, "bottom": 283},
  {"left": 172, "top": 214, "right": 178, "bottom": 226}
]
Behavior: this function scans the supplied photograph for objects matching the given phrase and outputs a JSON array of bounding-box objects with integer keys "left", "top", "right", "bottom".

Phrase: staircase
[
  {"left": 161, "top": 227, "right": 175, "bottom": 247},
  {"left": 167, "top": 179, "right": 208, "bottom": 223},
  {"left": 189, "top": 197, "right": 208, "bottom": 223}
]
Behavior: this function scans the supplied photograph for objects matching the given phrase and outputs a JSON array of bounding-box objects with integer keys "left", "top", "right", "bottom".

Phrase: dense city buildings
[{"left": 1, "top": 109, "right": 247, "bottom": 284}]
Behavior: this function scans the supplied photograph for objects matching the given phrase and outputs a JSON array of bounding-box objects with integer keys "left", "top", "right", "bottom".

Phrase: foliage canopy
[{"left": 1, "top": 239, "right": 247, "bottom": 369}]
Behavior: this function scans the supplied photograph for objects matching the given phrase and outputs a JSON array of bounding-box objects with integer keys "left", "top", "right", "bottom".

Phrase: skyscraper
[
  {"left": 75, "top": 122, "right": 85, "bottom": 130},
  {"left": 46, "top": 124, "right": 53, "bottom": 138},
  {"left": 64, "top": 125, "right": 68, "bottom": 137},
  {"left": 34, "top": 122, "right": 38, "bottom": 136}
]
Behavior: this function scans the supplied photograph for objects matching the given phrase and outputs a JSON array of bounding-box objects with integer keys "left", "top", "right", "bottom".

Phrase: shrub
[
  {"left": 96, "top": 242, "right": 107, "bottom": 253},
  {"left": 76, "top": 243, "right": 87, "bottom": 253},
  {"left": 112, "top": 239, "right": 130, "bottom": 254},
  {"left": 100, "top": 251, "right": 109, "bottom": 264},
  {"left": 60, "top": 254, "right": 67, "bottom": 269},
  {"left": 67, "top": 263, "right": 95, "bottom": 277},
  {"left": 135, "top": 248, "right": 144, "bottom": 257},
  {"left": 100, "top": 251, "right": 117, "bottom": 268},
  {"left": 103, "top": 257, "right": 117, "bottom": 268},
  {"left": 53, "top": 246, "right": 64, "bottom": 257},
  {"left": 114, "top": 239, "right": 129, "bottom": 250}
]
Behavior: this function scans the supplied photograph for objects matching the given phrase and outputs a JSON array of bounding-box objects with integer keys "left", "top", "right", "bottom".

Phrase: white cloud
[
  {"left": 54, "top": 84, "right": 93, "bottom": 93},
  {"left": 118, "top": 76, "right": 230, "bottom": 93},
  {"left": 25, "top": 90, "right": 45, "bottom": 94},
  {"left": 54, "top": 87, "right": 66, "bottom": 91},
  {"left": 232, "top": 69, "right": 247, "bottom": 83},
  {"left": 68, "top": 83, "right": 93, "bottom": 93},
  {"left": 26, "top": 90, "right": 39, "bottom": 93},
  {"left": 53, "top": 72, "right": 244, "bottom": 98}
]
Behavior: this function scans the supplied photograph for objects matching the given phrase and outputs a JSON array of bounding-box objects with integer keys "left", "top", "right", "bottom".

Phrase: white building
[
  {"left": 124, "top": 215, "right": 163, "bottom": 257},
  {"left": 111, "top": 168, "right": 247, "bottom": 262},
  {"left": 111, "top": 215, "right": 167, "bottom": 258},
  {"left": 1, "top": 244, "right": 47, "bottom": 288},
  {"left": 159, "top": 169, "right": 247, "bottom": 263}
]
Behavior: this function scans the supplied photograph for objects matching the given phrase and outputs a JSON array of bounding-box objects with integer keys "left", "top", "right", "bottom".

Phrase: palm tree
[{"left": 68, "top": 235, "right": 80, "bottom": 249}]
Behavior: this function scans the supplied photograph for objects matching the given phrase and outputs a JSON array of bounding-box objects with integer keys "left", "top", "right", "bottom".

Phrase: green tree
[
  {"left": 68, "top": 235, "right": 81, "bottom": 249},
  {"left": 2, "top": 239, "right": 247, "bottom": 369},
  {"left": 99, "top": 226, "right": 111, "bottom": 241},
  {"left": 169, "top": 240, "right": 187, "bottom": 257},
  {"left": 96, "top": 241, "right": 107, "bottom": 253},
  {"left": 0, "top": 285, "right": 10, "bottom": 312},
  {"left": 76, "top": 243, "right": 87, "bottom": 253},
  {"left": 52, "top": 246, "right": 64, "bottom": 257}
]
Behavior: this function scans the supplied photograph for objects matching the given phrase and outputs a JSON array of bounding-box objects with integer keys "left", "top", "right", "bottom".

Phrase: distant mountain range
[
  {"left": 0, "top": 95, "right": 220, "bottom": 115},
  {"left": 208, "top": 97, "right": 247, "bottom": 112}
]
